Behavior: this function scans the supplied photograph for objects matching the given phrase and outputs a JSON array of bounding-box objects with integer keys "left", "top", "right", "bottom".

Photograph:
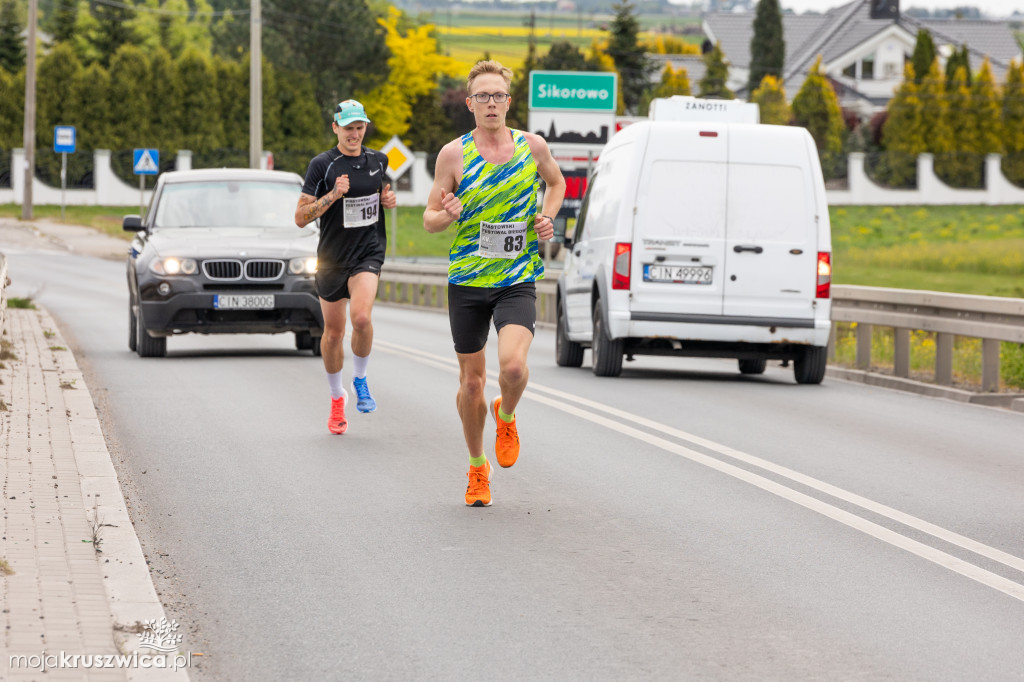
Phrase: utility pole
[
  {"left": 21, "top": 0, "right": 37, "bottom": 219},
  {"left": 249, "top": 0, "right": 262, "bottom": 169}
]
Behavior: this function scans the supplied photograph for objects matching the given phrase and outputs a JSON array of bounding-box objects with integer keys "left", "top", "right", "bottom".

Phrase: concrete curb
[{"left": 826, "top": 366, "right": 1024, "bottom": 410}]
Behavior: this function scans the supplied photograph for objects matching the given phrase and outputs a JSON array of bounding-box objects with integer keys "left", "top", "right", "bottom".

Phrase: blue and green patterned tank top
[{"left": 448, "top": 129, "right": 544, "bottom": 287}]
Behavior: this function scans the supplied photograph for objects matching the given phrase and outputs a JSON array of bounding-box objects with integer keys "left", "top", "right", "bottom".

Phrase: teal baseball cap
[{"left": 334, "top": 99, "right": 371, "bottom": 126}]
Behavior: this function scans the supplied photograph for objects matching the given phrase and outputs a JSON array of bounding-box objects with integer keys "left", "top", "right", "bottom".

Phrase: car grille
[
  {"left": 245, "top": 259, "right": 285, "bottom": 280},
  {"left": 203, "top": 260, "right": 242, "bottom": 280},
  {"left": 203, "top": 259, "right": 285, "bottom": 281}
]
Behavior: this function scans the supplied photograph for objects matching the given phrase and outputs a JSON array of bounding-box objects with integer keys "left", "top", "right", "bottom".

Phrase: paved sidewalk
[{"left": 1, "top": 307, "right": 190, "bottom": 681}]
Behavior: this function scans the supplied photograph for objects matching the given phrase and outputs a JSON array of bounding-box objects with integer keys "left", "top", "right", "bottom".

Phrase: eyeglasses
[{"left": 470, "top": 92, "right": 510, "bottom": 103}]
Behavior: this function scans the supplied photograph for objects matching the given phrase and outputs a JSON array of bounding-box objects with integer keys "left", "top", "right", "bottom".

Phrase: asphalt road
[{"left": 3, "top": 243, "right": 1024, "bottom": 681}]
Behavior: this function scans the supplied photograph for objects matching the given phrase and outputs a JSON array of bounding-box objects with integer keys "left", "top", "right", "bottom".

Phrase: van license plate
[
  {"left": 213, "top": 294, "right": 275, "bottom": 310},
  {"left": 644, "top": 264, "right": 712, "bottom": 284}
]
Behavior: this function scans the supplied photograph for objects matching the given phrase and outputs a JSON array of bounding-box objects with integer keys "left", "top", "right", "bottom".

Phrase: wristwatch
[{"left": 542, "top": 215, "right": 554, "bottom": 223}]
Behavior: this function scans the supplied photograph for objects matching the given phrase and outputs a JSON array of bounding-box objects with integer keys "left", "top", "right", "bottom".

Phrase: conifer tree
[
  {"left": 751, "top": 74, "right": 790, "bottom": 125},
  {"left": 640, "top": 63, "right": 692, "bottom": 115},
  {"left": 91, "top": 0, "right": 135, "bottom": 67},
  {"left": 215, "top": 56, "right": 248, "bottom": 150},
  {"left": 747, "top": 0, "right": 784, "bottom": 96},
  {"left": 71, "top": 0, "right": 101, "bottom": 65},
  {"left": 74, "top": 62, "right": 111, "bottom": 150},
  {"left": 176, "top": 48, "right": 225, "bottom": 153},
  {"left": 792, "top": 56, "right": 843, "bottom": 153},
  {"left": 0, "top": 0, "right": 24, "bottom": 73},
  {"left": 148, "top": 47, "right": 182, "bottom": 152},
  {"left": 698, "top": 42, "right": 734, "bottom": 99},
  {"left": 607, "top": 0, "right": 653, "bottom": 114},
  {"left": 260, "top": 57, "right": 282, "bottom": 153},
  {"left": 43, "top": 0, "right": 78, "bottom": 46},
  {"left": 945, "top": 45, "right": 972, "bottom": 88},
  {"left": 882, "top": 64, "right": 926, "bottom": 187},
  {"left": 920, "top": 58, "right": 955, "bottom": 183},
  {"left": 274, "top": 71, "right": 323, "bottom": 154},
  {"left": 108, "top": 45, "right": 152, "bottom": 150},
  {"left": 945, "top": 65, "right": 980, "bottom": 187},
  {"left": 36, "top": 44, "right": 83, "bottom": 150},
  {"left": 971, "top": 58, "right": 1003, "bottom": 156},
  {"left": 507, "top": 38, "right": 537, "bottom": 131},
  {"left": 910, "top": 29, "right": 935, "bottom": 85},
  {"left": 0, "top": 66, "right": 23, "bottom": 148},
  {"left": 1001, "top": 61, "right": 1024, "bottom": 185}
]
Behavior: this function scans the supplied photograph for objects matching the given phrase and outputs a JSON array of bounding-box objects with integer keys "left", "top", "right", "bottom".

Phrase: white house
[{"left": 702, "top": 0, "right": 1023, "bottom": 116}]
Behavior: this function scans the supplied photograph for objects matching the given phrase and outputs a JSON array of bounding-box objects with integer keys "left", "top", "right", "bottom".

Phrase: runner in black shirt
[{"left": 295, "top": 99, "right": 397, "bottom": 435}]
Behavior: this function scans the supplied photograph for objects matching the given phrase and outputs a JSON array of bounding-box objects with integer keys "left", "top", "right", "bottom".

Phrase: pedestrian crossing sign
[
  {"left": 133, "top": 148, "right": 160, "bottom": 175},
  {"left": 380, "top": 136, "right": 414, "bottom": 181}
]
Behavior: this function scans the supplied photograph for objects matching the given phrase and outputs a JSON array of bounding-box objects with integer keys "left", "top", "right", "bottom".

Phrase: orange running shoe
[
  {"left": 492, "top": 397, "right": 520, "bottom": 468},
  {"left": 328, "top": 395, "right": 348, "bottom": 434},
  {"left": 465, "top": 459, "right": 492, "bottom": 507}
]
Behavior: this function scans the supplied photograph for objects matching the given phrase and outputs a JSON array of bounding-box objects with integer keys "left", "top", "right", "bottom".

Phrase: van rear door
[
  {"left": 630, "top": 123, "right": 728, "bottom": 318},
  {"left": 723, "top": 126, "right": 818, "bottom": 322}
]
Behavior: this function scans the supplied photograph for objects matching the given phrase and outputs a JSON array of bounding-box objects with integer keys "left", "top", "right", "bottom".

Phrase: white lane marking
[{"left": 377, "top": 339, "right": 1024, "bottom": 602}]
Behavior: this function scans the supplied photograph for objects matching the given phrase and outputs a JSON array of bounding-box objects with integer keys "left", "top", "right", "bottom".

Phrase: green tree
[
  {"left": 0, "top": 0, "right": 24, "bottom": 73},
  {"left": 747, "top": 0, "right": 784, "bottom": 95},
  {"left": 176, "top": 48, "right": 225, "bottom": 152},
  {"left": 273, "top": 70, "right": 323, "bottom": 153},
  {"left": 0, "top": 65, "right": 24, "bottom": 148},
  {"left": 507, "top": 36, "right": 537, "bottom": 130},
  {"left": 607, "top": 0, "right": 652, "bottom": 114},
  {"left": 945, "top": 44, "right": 972, "bottom": 89},
  {"left": 971, "top": 58, "right": 1003, "bottom": 156},
  {"left": 159, "top": 0, "right": 213, "bottom": 59},
  {"left": 36, "top": 43, "right": 83, "bottom": 151},
  {"left": 698, "top": 41, "right": 734, "bottom": 99},
  {"left": 540, "top": 41, "right": 590, "bottom": 71},
  {"left": 882, "top": 64, "right": 926, "bottom": 187},
  {"left": 210, "top": 8, "right": 247, "bottom": 61},
  {"left": 91, "top": 0, "right": 135, "bottom": 67},
  {"left": 263, "top": 0, "right": 389, "bottom": 126},
  {"left": 71, "top": 0, "right": 101, "bottom": 65},
  {"left": 128, "top": 0, "right": 162, "bottom": 53},
  {"left": 1001, "top": 60, "right": 1024, "bottom": 184},
  {"left": 108, "top": 45, "right": 152, "bottom": 150},
  {"left": 751, "top": 74, "right": 790, "bottom": 125},
  {"left": 910, "top": 28, "right": 936, "bottom": 85},
  {"left": 944, "top": 65, "right": 979, "bottom": 186},
  {"left": 43, "top": 0, "right": 77, "bottom": 46},
  {"left": 920, "top": 58, "right": 956, "bottom": 184},
  {"left": 74, "top": 62, "right": 111, "bottom": 150},
  {"left": 792, "top": 56, "right": 843, "bottom": 153},
  {"left": 148, "top": 47, "right": 182, "bottom": 151},
  {"left": 214, "top": 55, "right": 247, "bottom": 150},
  {"left": 640, "top": 62, "right": 691, "bottom": 115},
  {"left": 260, "top": 57, "right": 282, "bottom": 152}
]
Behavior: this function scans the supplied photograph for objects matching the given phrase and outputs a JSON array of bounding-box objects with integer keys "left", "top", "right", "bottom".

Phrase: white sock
[
  {"left": 352, "top": 354, "right": 369, "bottom": 380},
  {"left": 327, "top": 370, "right": 346, "bottom": 400}
]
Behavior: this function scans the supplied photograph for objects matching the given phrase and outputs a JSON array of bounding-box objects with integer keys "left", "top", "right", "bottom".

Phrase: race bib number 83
[
  {"left": 343, "top": 194, "right": 379, "bottom": 228},
  {"left": 478, "top": 220, "right": 528, "bottom": 259}
]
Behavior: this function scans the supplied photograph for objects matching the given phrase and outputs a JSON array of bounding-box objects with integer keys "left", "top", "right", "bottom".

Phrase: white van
[{"left": 555, "top": 119, "right": 833, "bottom": 383}]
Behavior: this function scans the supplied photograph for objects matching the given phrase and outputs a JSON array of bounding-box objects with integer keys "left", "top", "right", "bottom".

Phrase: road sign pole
[
  {"left": 139, "top": 175, "right": 145, "bottom": 217},
  {"left": 60, "top": 152, "right": 67, "bottom": 221}
]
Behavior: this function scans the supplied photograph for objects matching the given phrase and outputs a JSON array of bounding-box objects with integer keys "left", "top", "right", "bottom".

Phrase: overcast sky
[{"left": 780, "top": 1, "right": 1022, "bottom": 17}]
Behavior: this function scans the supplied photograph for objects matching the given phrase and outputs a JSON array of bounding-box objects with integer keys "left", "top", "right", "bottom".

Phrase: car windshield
[{"left": 153, "top": 180, "right": 301, "bottom": 228}]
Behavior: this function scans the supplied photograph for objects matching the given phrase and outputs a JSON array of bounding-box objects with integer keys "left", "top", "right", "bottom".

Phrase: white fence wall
[{"left": 3, "top": 148, "right": 1024, "bottom": 208}]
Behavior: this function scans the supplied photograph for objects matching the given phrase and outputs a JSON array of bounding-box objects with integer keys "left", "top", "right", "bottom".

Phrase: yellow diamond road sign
[{"left": 381, "top": 135, "right": 414, "bottom": 181}]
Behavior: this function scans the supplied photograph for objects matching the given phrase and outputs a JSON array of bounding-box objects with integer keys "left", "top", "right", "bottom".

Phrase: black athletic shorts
[
  {"left": 447, "top": 281, "right": 537, "bottom": 354},
  {"left": 316, "top": 259, "right": 383, "bottom": 302}
]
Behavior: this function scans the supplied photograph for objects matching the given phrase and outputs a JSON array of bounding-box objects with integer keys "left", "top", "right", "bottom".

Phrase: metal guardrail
[
  {"left": 377, "top": 263, "right": 1024, "bottom": 393},
  {"left": 831, "top": 285, "right": 1024, "bottom": 392}
]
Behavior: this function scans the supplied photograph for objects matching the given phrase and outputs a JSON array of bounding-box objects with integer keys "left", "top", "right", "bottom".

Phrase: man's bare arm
[
  {"left": 526, "top": 133, "right": 565, "bottom": 240},
  {"left": 423, "top": 142, "right": 463, "bottom": 233},
  {"left": 295, "top": 192, "right": 334, "bottom": 228}
]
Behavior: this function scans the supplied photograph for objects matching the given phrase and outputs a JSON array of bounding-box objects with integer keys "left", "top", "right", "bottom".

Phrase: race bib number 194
[
  {"left": 343, "top": 194, "right": 379, "bottom": 228},
  {"left": 478, "top": 220, "right": 528, "bottom": 259}
]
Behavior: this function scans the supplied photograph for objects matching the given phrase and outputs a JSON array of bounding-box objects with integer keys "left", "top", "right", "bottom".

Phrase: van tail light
[
  {"left": 612, "top": 242, "right": 631, "bottom": 290},
  {"left": 816, "top": 252, "right": 832, "bottom": 299}
]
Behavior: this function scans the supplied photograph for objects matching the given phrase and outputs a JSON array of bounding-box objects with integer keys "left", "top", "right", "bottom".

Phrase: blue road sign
[
  {"left": 54, "top": 126, "right": 76, "bottom": 153},
  {"left": 133, "top": 148, "right": 160, "bottom": 175}
]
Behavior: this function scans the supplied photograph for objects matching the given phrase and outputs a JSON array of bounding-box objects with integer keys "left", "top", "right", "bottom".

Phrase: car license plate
[
  {"left": 644, "top": 264, "right": 713, "bottom": 284},
  {"left": 213, "top": 294, "right": 275, "bottom": 310}
]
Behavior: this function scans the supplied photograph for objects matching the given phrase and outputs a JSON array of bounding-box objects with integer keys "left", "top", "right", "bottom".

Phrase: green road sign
[{"left": 529, "top": 71, "right": 617, "bottom": 112}]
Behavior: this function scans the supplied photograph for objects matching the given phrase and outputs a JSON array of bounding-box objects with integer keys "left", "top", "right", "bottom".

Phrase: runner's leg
[
  {"left": 456, "top": 350, "right": 488, "bottom": 458},
  {"left": 496, "top": 324, "right": 532, "bottom": 416},
  {"left": 347, "top": 271, "right": 379, "bottom": 358},
  {"left": 320, "top": 297, "right": 348, "bottom": 374}
]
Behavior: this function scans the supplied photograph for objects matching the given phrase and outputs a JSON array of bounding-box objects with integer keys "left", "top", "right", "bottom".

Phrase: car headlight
[
  {"left": 149, "top": 257, "right": 198, "bottom": 276},
  {"left": 289, "top": 257, "right": 317, "bottom": 275}
]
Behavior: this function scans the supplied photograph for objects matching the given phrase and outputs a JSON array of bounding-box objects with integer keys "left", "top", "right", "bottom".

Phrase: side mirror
[{"left": 123, "top": 215, "right": 143, "bottom": 232}]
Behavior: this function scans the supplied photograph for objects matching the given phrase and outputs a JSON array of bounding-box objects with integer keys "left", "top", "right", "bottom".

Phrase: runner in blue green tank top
[{"left": 424, "top": 60, "right": 566, "bottom": 508}]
